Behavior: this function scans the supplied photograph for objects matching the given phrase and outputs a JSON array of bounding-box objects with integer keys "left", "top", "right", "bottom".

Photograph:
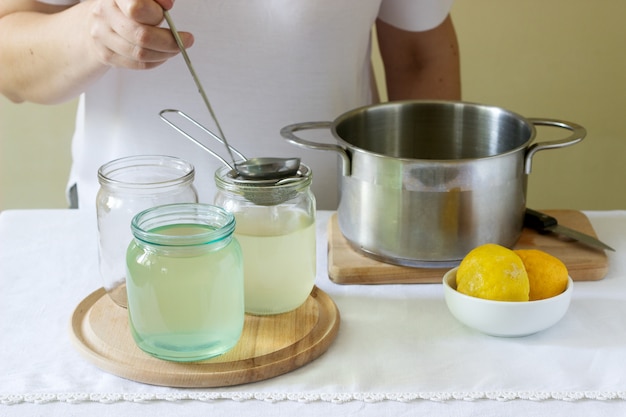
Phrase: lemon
[
  {"left": 456, "top": 243, "right": 530, "bottom": 301},
  {"left": 514, "top": 249, "right": 569, "bottom": 301}
]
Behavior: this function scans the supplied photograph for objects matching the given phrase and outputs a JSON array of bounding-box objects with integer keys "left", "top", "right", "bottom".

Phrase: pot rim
[{"left": 329, "top": 99, "right": 537, "bottom": 163}]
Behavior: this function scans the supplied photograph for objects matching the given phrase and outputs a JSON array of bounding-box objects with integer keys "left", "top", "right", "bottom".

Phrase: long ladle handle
[{"left": 163, "top": 10, "right": 238, "bottom": 169}]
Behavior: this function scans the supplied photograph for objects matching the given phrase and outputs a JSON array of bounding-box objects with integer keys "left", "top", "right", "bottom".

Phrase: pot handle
[
  {"left": 524, "top": 118, "right": 586, "bottom": 174},
  {"left": 280, "top": 121, "right": 351, "bottom": 176}
]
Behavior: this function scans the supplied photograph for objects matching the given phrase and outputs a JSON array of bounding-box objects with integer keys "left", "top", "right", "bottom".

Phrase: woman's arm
[
  {"left": 0, "top": 0, "right": 192, "bottom": 104},
  {"left": 376, "top": 14, "right": 461, "bottom": 101}
]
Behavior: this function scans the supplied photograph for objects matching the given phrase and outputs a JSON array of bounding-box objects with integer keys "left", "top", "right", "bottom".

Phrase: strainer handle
[
  {"left": 159, "top": 109, "right": 247, "bottom": 169},
  {"left": 524, "top": 118, "right": 586, "bottom": 174},
  {"left": 280, "top": 121, "right": 351, "bottom": 176}
]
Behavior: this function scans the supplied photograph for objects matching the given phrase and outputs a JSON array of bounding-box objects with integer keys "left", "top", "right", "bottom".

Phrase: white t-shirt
[{"left": 41, "top": 0, "right": 453, "bottom": 210}]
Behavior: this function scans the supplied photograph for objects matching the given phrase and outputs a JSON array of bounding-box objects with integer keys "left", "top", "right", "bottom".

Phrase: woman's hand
[
  {"left": 86, "top": 0, "right": 193, "bottom": 70},
  {"left": 0, "top": 0, "right": 193, "bottom": 103}
]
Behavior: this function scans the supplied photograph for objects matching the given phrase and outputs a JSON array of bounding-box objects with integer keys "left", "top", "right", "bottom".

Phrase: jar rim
[
  {"left": 98, "top": 155, "right": 195, "bottom": 189},
  {"left": 131, "top": 203, "right": 235, "bottom": 247}
]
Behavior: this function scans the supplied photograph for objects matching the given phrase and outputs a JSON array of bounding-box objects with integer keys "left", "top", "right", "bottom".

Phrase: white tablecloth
[{"left": 1, "top": 209, "right": 626, "bottom": 416}]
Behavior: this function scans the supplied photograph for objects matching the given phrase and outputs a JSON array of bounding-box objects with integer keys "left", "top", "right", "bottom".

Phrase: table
[{"left": 1, "top": 209, "right": 626, "bottom": 416}]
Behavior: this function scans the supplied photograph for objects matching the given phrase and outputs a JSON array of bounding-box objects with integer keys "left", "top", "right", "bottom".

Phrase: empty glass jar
[
  {"left": 214, "top": 164, "right": 316, "bottom": 315},
  {"left": 96, "top": 155, "right": 198, "bottom": 307}
]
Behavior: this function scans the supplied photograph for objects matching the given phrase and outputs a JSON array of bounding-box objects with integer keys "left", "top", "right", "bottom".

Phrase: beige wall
[
  {"left": 1, "top": 0, "right": 625, "bottom": 210},
  {"left": 452, "top": 0, "right": 626, "bottom": 211},
  {"left": 0, "top": 96, "right": 76, "bottom": 210}
]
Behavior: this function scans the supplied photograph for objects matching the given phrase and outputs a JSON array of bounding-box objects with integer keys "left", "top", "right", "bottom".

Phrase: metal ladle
[{"left": 163, "top": 11, "right": 300, "bottom": 180}]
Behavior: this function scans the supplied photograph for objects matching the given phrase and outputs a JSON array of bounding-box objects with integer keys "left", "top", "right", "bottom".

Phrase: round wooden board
[{"left": 69, "top": 286, "right": 340, "bottom": 388}]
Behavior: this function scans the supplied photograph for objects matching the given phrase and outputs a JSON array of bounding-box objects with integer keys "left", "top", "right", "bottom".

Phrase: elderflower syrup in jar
[
  {"left": 96, "top": 155, "right": 198, "bottom": 308},
  {"left": 126, "top": 203, "right": 244, "bottom": 362},
  {"left": 214, "top": 164, "right": 316, "bottom": 315}
]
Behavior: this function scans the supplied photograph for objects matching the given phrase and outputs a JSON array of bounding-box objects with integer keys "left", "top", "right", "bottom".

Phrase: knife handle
[{"left": 524, "top": 208, "right": 557, "bottom": 233}]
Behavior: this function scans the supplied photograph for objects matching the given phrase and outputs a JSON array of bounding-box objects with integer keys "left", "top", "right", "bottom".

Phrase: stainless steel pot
[{"left": 280, "top": 101, "right": 585, "bottom": 268}]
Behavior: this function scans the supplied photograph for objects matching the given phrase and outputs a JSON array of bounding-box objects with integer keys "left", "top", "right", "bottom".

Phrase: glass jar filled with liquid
[
  {"left": 126, "top": 203, "right": 244, "bottom": 362},
  {"left": 97, "top": 155, "right": 198, "bottom": 308},
  {"left": 214, "top": 164, "right": 316, "bottom": 315}
]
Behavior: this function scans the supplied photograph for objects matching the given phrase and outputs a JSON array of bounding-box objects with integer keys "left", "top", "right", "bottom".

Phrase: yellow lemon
[
  {"left": 456, "top": 243, "right": 529, "bottom": 301},
  {"left": 514, "top": 249, "right": 569, "bottom": 301}
]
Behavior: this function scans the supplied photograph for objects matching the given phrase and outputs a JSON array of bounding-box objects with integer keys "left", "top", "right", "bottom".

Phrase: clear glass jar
[
  {"left": 214, "top": 164, "right": 316, "bottom": 315},
  {"left": 126, "top": 203, "right": 244, "bottom": 362},
  {"left": 96, "top": 155, "right": 198, "bottom": 308}
]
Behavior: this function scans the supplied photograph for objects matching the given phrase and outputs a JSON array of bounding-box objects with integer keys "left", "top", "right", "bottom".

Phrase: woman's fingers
[{"left": 88, "top": 0, "right": 193, "bottom": 69}]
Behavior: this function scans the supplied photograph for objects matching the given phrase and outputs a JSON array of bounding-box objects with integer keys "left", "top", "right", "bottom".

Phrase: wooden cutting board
[
  {"left": 328, "top": 210, "right": 609, "bottom": 284},
  {"left": 70, "top": 286, "right": 340, "bottom": 388}
]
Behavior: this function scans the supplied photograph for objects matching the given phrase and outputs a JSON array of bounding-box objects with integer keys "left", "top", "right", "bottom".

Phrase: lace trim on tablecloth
[{"left": 2, "top": 391, "right": 626, "bottom": 405}]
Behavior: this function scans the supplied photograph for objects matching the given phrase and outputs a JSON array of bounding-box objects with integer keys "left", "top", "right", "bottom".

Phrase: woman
[{"left": 0, "top": 0, "right": 460, "bottom": 209}]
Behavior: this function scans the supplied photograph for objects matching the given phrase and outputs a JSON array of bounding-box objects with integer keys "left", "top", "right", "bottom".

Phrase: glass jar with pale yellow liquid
[
  {"left": 126, "top": 203, "right": 244, "bottom": 362},
  {"left": 214, "top": 164, "right": 316, "bottom": 315}
]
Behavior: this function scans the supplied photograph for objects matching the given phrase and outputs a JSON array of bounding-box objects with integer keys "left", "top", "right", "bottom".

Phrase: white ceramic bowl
[{"left": 442, "top": 267, "right": 573, "bottom": 337}]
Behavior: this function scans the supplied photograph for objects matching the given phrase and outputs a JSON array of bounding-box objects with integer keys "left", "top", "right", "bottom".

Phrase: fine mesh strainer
[
  {"left": 214, "top": 164, "right": 311, "bottom": 206},
  {"left": 159, "top": 109, "right": 309, "bottom": 206}
]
